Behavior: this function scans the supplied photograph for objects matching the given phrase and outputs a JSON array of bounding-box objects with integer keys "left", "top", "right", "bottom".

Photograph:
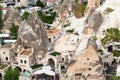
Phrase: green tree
[
  {"left": 13, "top": 0, "right": 15, "bottom": 2},
  {"left": 10, "top": 23, "right": 19, "bottom": 39},
  {"left": 110, "top": 76, "right": 120, "bottom": 80},
  {"left": 38, "top": 11, "right": 56, "bottom": 24},
  {"left": 0, "top": 5, "right": 3, "bottom": 30},
  {"left": 4, "top": 68, "right": 20, "bottom": 80},
  {"left": 36, "top": 0, "right": 45, "bottom": 8},
  {"left": 21, "top": 11, "right": 30, "bottom": 20},
  {"left": 17, "top": 0, "right": 20, "bottom": 2}
]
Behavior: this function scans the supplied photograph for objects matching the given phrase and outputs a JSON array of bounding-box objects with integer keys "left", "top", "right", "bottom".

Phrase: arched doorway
[
  {"left": 15, "top": 66, "right": 22, "bottom": 72},
  {"left": 23, "top": 69, "right": 26, "bottom": 73},
  {"left": 0, "top": 73, "right": 2, "bottom": 80},
  {"left": 48, "top": 58, "right": 55, "bottom": 70}
]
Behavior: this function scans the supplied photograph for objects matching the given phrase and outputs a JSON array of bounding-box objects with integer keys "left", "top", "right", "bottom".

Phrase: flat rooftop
[
  {"left": 47, "top": 29, "right": 60, "bottom": 36},
  {"left": 21, "top": 51, "right": 32, "bottom": 56}
]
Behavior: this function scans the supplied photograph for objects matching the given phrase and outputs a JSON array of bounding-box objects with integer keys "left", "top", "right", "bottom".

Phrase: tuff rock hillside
[
  {"left": 15, "top": 10, "right": 49, "bottom": 55},
  {"left": 3, "top": 6, "right": 22, "bottom": 33},
  {"left": 58, "top": 0, "right": 74, "bottom": 22},
  {"left": 84, "top": 0, "right": 105, "bottom": 16}
]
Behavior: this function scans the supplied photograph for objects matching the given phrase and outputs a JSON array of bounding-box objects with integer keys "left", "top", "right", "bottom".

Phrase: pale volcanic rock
[
  {"left": 67, "top": 42, "right": 104, "bottom": 80},
  {"left": 84, "top": 0, "right": 104, "bottom": 17},
  {"left": 15, "top": 10, "right": 49, "bottom": 55},
  {"left": 3, "top": 6, "right": 22, "bottom": 33},
  {"left": 85, "top": 12, "right": 104, "bottom": 33}
]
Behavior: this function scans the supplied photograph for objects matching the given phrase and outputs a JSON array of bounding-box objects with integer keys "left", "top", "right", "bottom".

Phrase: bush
[
  {"left": 63, "top": 22, "right": 71, "bottom": 28},
  {"left": 93, "top": 36, "right": 97, "bottom": 41},
  {"left": 74, "top": 2, "right": 87, "bottom": 18},
  {"left": 61, "top": 66, "right": 65, "bottom": 70},
  {"left": 110, "top": 76, "right": 120, "bottom": 80},
  {"left": 66, "top": 29, "right": 74, "bottom": 33},
  {"left": 0, "top": 64, "right": 7, "bottom": 69},
  {"left": 50, "top": 52, "right": 61, "bottom": 56},
  {"left": 36, "top": 0, "right": 45, "bottom": 8},
  {"left": 38, "top": 11, "right": 56, "bottom": 24},
  {"left": 17, "top": 6, "right": 25, "bottom": 10},
  {"left": 10, "top": 23, "right": 19, "bottom": 39},
  {"left": 4, "top": 68, "right": 20, "bottom": 80},
  {"left": 98, "top": 49, "right": 102, "bottom": 52},
  {"left": 21, "top": 11, "right": 30, "bottom": 20},
  {"left": 31, "top": 64, "right": 43, "bottom": 69},
  {"left": 0, "top": 5, "right": 3, "bottom": 30},
  {"left": 105, "top": 7, "right": 114, "bottom": 13},
  {"left": 113, "top": 50, "right": 120, "bottom": 57},
  {"left": 101, "top": 28, "right": 120, "bottom": 46}
]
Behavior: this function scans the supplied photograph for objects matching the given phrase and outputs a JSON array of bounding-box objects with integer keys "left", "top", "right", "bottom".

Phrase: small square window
[{"left": 3, "top": 52, "right": 5, "bottom": 54}]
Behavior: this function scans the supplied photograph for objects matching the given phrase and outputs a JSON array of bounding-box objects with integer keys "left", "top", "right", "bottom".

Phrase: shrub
[
  {"left": 38, "top": 11, "right": 56, "bottom": 24},
  {"left": 105, "top": 7, "right": 114, "bottom": 13},
  {"left": 113, "top": 50, "right": 120, "bottom": 57},
  {"left": 21, "top": 11, "right": 30, "bottom": 20},
  {"left": 36, "top": 0, "right": 45, "bottom": 8},
  {"left": 16, "top": 6, "right": 25, "bottom": 11},
  {"left": 0, "top": 5, "right": 3, "bottom": 30},
  {"left": 61, "top": 66, "right": 65, "bottom": 70},
  {"left": 98, "top": 49, "right": 102, "bottom": 52},
  {"left": 74, "top": 2, "right": 87, "bottom": 18},
  {"left": 31, "top": 64, "right": 43, "bottom": 69},
  {"left": 66, "top": 29, "right": 74, "bottom": 33},
  {"left": 4, "top": 68, "right": 20, "bottom": 80},
  {"left": 63, "top": 22, "right": 71, "bottom": 28},
  {"left": 10, "top": 23, "right": 19, "bottom": 39},
  {"left": 50, "top": 52, "right": 61, "bottom": 56},
  {"left": 101, "top": 28, "right": 120, "bottom": 46},
  {"left": 93, "top": 36, "right": 97, "bottom": 41}
]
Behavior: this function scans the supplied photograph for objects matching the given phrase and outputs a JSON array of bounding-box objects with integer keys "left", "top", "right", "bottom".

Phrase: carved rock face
[
  {"left": 84, "top": 0, "right": 102, "bottom": 17},
  {"left": 3, "top": 6, "right": 22, "bottom": 33},
  {"left": 85, "top": 12, "right": 103, "bottom": 33},
  {"left": 16, "top": 10, "right": 49, "bottom": 54}
]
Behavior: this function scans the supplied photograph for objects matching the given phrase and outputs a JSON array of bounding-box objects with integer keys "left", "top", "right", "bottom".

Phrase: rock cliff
[
  {"left": 85, "top": 12, "right": 104, "bottom": 33},
  {"left": 66, "top": 41, "right": 104, "bottom": 80},
  {"left": 15, "top": 10, "right": 49, "bottom": 55},
  {"left": 3, "top": 6, "right": 22, "bottom": 33},
  {"left": 84, "top": 0, "right": 105, "bottom": 17},
  {"left": 58, "top": 0, "right": 74, "bottom": 22}
]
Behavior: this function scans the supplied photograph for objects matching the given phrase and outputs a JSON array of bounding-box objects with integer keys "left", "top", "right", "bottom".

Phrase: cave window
[
  {"left": 24, "top": 60, "right": 27, "bottom": 64},
  {"left": 64, "top": 5, "right": 67, "bottom": 8},
  {"left": 62, "top": 58, "right": 64, "bottom": 61},
  {"left": 87, "top": 58, "right": 89, "bottom": 60},
  {"left": 25, "top": 47, "right": 27, "bottom": 49},
  {"left": 21, "top": 60, "right": 23, "bottom": 63},
  {"left": 49, "top": 38, "right": 51, "bottom": 43},
  {"left": 3, "top": 52, "right": 5, "bottom": 54},
  {"left": 6, "top": 57, "right": 8, "bottom": 61},
  {"left": 89, "top": 68, "right": 91, "bottom": 71}
]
